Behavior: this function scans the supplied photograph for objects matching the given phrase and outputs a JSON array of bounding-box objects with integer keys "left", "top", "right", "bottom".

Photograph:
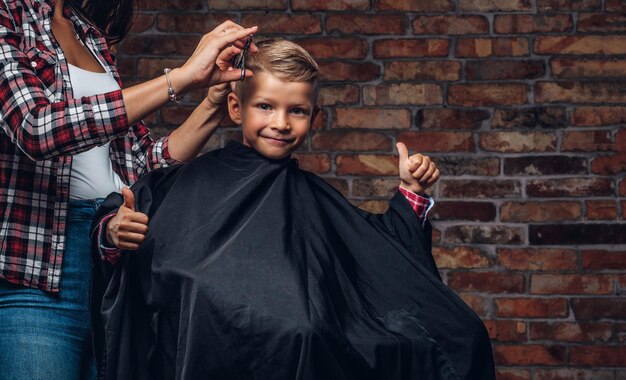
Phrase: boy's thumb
[
  {"left": 121, "top": 187, "right": 135, "bottom": 211},
  {"left": 396, "top": 142, "right": 409, "bottom": 162}
]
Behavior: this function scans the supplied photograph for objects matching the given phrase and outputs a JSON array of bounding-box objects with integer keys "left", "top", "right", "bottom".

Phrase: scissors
[{"left": 232, "top": 35, "right": 253, "bottom": 81}]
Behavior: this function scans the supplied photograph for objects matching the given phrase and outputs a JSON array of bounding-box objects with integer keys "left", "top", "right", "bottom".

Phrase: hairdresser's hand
[
  {"left": 175, "top": 21, "right": 258, "bottom": 93},
  {"left": 396, "top": 142, "right": 440, "bottom": 195},
  {"left": 106, "top": 188, "right": 149, "bottom": 250}
]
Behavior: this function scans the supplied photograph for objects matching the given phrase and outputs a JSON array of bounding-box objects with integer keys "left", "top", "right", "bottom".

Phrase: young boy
[{"left": 92, "top": 39, "right": 494, "bottom": 380}]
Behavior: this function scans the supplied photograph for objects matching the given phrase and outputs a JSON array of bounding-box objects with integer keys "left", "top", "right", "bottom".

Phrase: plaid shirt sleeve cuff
[
  {"left": 97, "top": 213, "right": 121, "bottom": 265},
  {"left": 398, "top": 186, "right": 435, "bottom": 228},
  {"left": 152, "top": 135, "right": 184, "bottom": 168}
]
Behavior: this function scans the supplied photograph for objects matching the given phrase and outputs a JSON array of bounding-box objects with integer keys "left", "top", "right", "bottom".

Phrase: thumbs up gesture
[
  {"left": 396, "top": 142, "right": 440, "bottom": 195},
  {"left": 105, "top": 187, "right": 150, "bottom": 250}
]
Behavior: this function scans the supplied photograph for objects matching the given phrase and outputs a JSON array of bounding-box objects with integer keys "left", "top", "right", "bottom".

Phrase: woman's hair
[
  {"left": 235, "top": 38, "right": 320, "bottom": 103},
  {"left": 69, "top": 0, "right": 136, "bottom": 45}
]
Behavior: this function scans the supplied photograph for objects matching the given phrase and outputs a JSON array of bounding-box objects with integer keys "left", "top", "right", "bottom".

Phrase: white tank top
[{"left": 68, "top": 63, "right": 125, "bottom": 200}]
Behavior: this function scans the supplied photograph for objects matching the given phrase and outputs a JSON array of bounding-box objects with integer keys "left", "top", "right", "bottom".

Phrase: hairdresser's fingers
[
  {"left": 215, "top": 45, "right": 242, "bottom": 72},
  {"left": 212, "top": 67, "right": 254, "bottom": 85},
  {"left": 214, "top": 26, "right": 257, "bottom": 51},
  {"left": 212, "top": 21, "right": 259, "bottom": 52}
]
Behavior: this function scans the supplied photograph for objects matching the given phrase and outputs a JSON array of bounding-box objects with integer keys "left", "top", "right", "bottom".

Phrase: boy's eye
[
  {"left": 257, "top": 104, "right": 272, "bottom": 111},
  {"left": 291, "top": 107, "right": 307, "bottom": 115}
]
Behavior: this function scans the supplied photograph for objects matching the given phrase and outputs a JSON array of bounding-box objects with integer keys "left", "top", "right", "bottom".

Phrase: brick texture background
[{"left": 117, "top": 0, "right": 626, "bottom": 378}]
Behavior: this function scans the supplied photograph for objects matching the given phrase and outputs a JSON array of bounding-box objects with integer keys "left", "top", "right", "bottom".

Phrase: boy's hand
[
  {"left": 396, "top": 142, "right": 440, "bottom": 195},
  {"left": 106, "top": 188, "right": 149, "bottom": 250}
]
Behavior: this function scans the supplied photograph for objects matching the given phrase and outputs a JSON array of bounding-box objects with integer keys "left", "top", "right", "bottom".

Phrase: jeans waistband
[{"left": 68, "top": 198, "right": 105, "bottom": 218}]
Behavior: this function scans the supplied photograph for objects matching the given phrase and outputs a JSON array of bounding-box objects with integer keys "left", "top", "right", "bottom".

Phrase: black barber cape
[{"left": 91, "top": 141, "right": 495, "bottom": 380}]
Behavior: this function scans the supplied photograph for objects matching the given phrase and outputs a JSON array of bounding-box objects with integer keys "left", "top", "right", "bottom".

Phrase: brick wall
[{"left": 118, "top": 0, "right": 626, "bottom": 378}]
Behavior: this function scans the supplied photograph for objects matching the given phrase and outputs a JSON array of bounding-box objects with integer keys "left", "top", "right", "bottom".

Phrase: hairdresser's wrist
[{"left": 167, "top": 67, "right": 195, "bottom": 96}]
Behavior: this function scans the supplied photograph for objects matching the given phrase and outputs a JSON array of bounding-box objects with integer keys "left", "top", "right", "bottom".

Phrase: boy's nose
[{"left": 271, "top": 112, "right": 291, "bottom": 131}]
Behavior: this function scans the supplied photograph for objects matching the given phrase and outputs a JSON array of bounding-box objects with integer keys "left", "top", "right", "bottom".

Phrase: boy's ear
[{"left": 227, "top": 92, "right": 243, "bottom": 125}]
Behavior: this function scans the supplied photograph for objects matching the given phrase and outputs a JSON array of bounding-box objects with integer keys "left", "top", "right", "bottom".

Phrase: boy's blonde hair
[{"left": 234, "top": 38, "right": 320, "bottom": 103}]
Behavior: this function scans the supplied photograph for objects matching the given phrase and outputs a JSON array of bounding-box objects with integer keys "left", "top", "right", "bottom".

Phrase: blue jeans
[{"left": 0, "top": 199, "right": 101, "bottom": 380}]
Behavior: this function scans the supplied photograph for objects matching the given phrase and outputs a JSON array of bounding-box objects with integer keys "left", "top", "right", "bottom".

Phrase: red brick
[
  {"left": 530, "top": 322, "right": 613, "bottom": 342},
  {"left": 540, "top": 170, "right": 600, "bottom": 195},
  {"left": 374, "top": 39, "right": 449, "bottom": 58},
  {"left": 135, "top": 58, "right": 186, "bottom": 79},
  {"left": 142, "top": 0, "right": 204, "bottom": 10},
  {"left": 501, "top": 201, "right": 581, "bottom": 222},
  {"left": 456, "top": 37, "right": 529, "bottom": 57},
  {"left": 376, "top": 0, "right": 453, "bottom": 11},
  {"left": 432, "top": 247, "right": 492, "bottom": 269},
  {"left": 535, "top": 36, "right": 626, "bottom": 55},
  {"left": 582, "top": 250, "right": 626, "bottom": 270},
  {"left": 336, "top": 155, "right": 397, "bottom": 176},
  {"left": 161, "top": 106, "right": 194, "bottom": 125},
  {"left": 466, "top": 60, "right": 545, "bottom": 80},
  {"left": 496, "top": 298, "right": 568, "bottom": 318},
  {"left": 318, "top": 62, "right": 380, "bottom": 82},
  {"left": 352, "top": 178, "right": 401, "bottom": 198},
  {"left": 436, "top": 157, "right": 500, "bottom": 176},
  {"left": 606, "top": 0, "right": 626, "bottom": 12},
  {"left": 334, "top": 108, "right": 410, "bottom": 129},
  {"left": 561, "top": 131, "right": 613, "bottom": 152},
  {"left": 530, "top": 274, "right": 613, "bottom": 295},
  {"left": 552, "top": 59, "right": 626, "bottom": 79},
  {"left": 497, "top": 369, "right": 531, "bottom": 380},
  {"left": 364, "top": 84, "right": 442, "bottom": 106},
  {"left": 129, "top": 14, "right": 154, "bottom": 33},
  {"left": 494, "top": 345, "right": 566, "bottom": 366},
  {"left": 537, "top": 0, "right": 601, "bottom": 11},
  {"left": 504, "top": 156, "right": 587, "bottom": 176},
  {"left": 578, "top": 13, "right": 626, "bottom": 32},
  {"left": 493, "top": 107, "right": 567, "bottom": 129},
  {"left": 418, "top": 108, "right": 489, "bottom": 130},
  {"left": 241, "top": 14, "right": 322, "bottom": 35},
  {"left": 480, "top": 131, "right": 556, "bottom": 152},
  {"left": 412, "top": 15, "right": 488, "bottom": 35},
  {"left": 530, "top": 224, "right": 626, "bottom": 245},
  {"left": 484, "top": 320, "right": 527, "bottom": 342},
  {"left": 318, "top": 85, "right": 359, "bottom": 106},
  {"left": 459, "top": 0, "right": 531, "bottom": 11},
  {"left": 621, "top": 178, "right": 626, "bottom": 196},
  {"left": 296, "top": 37, "right": 367, "bottom": 59},
  {"left": 448, "top": 272, "right": 525, "bottom": 293},
  {"left": 571, "top": 106, "right": 626, "bottom": 126},
  {"left": 322, "top": 178, "right": 349, "bottom": 198},
  {"left": 535, "top": 369, "right": 614, "bottom": 380},
  {"left": 121, "top": 35, "right": 199, "bottom": 55},
  {"left": 444, "top": 225, "right": 524, "bottom": 245},
  {"left": 591, "top": 153, "right": 626, "bottom": 175},
  {"left": 440, "top": 180, "right": 521, "bottom": 198},
  {"left": 326, "top": 14, "right": 407, "bottom": 35},
  {"left": 494, "top": 14, "right": 573, "bottom": 34},
  {"left": 292, "top": 0, "right": 368, "bottom": 11},
  {"left": 384, "top": 61, "right": 461, "bottom": 81},
  {"left": 586, "top": 200, "right": 617, "bottom": 220},
  {"left": 536, "top": 81, "right": 626, "bottom": 104},
  {"left": 497, "top": 248, "right": 578, "bottom": 271},
  {"left": 431, "top": 201, "right": 496, "bottom": 221},
  {"left": 207, "top": 0, "right": 287, "bottom": 9},
  {"left": 458, "top": 293, "right": 490, "bottom": 317},
  {"left": 449, "top": 84, "right": 527, "bottom": 106},
  {"left": 570, "top": 346, "right": 626, "bottom": 366},
  {"left": 311, "top": 131, "right": 391, "bottom": 151},
  {"left": 397, "top": 131, "right": 474, "bottom": 153},
  {"left": 156, "top": 13, "right": 234, "bottom": 33},
  {"left": 291, "top": 153, "right": 330, "bottom": 174}
]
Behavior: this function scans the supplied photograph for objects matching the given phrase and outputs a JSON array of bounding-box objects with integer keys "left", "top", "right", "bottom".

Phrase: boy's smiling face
[{"left": 228, "top": 72, "right": 318, "bottom": 160}]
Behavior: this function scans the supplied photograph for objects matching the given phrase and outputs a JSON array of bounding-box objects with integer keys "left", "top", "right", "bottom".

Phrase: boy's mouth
[{"left": 261, "top": 136, "right": 294, "bottom": 146}]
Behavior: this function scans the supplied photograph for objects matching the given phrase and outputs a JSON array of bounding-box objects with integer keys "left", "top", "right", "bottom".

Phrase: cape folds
[{"left": 91, "top": 141, "right": 495, "bottom": 380}]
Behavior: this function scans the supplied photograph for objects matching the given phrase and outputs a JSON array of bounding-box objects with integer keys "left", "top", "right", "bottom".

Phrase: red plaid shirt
[{"left": 0, "top": 0, "right": 179, "bottom": 293}]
